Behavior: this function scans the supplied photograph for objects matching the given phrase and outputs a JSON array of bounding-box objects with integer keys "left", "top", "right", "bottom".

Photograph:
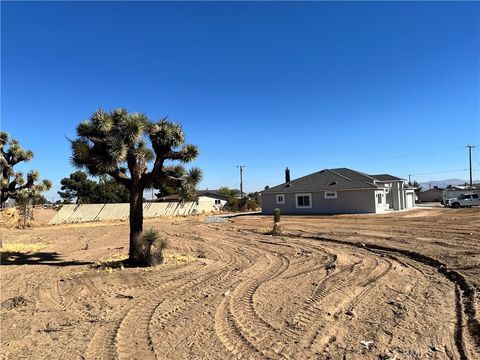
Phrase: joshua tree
[
  {"left": 0, "top": 132, "right": 52, "bottom": 206},
  {"left": 70, "top": 108, "right": 201, "bottom": 265},
  {"left": 142, "top": 227, "right": 169, "bottom": 266}
]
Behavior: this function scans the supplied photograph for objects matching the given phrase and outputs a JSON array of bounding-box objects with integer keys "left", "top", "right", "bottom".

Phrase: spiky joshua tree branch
[
  {"left": 0, "top": 132, "right": 52, "bottom": 206},
  {"left": 70, "top": 108, "right": 202, "bottom": 265}
]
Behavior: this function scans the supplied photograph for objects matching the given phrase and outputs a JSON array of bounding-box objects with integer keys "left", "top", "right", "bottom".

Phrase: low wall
[{"left": 49, "top": 201, "right": 214, "bottom": 225}]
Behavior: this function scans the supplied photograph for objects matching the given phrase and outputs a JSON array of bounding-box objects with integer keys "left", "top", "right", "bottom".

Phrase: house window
[
  {"left": 296, "top": 194, "right": 312, "bottom": 208},
  {"left": 276, "top": 195, "right": 285, "bottom": 204},
  {"left": 214, "top": 199, "right": 221, "bottom": 205},
  {"left": 377, "top": 193, "right": 382, "bottom": 204},
  {"left": 324, "top": 191, "right": 337, "bottom": 199}
]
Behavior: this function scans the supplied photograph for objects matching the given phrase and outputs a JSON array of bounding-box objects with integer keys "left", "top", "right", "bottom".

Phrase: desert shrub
[
  {"left": 141, "top": 228, "right": 169, "bottom": 266},
  {"left": 239, "top": 197, "right": 248, "bottom": 211},
  {"left": 226, "top": 197, "right": 240, "bottom": 211},
  {"left": 225, "top": 194, "right": 259, "bottom": 212},
  {"left": 246, "top": 200, "right": 258, "bottom": 210}
]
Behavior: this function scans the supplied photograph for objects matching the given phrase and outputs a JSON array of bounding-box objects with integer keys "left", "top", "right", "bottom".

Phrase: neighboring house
[
  {"left": 156, "top": 190, "right": 229, "bottom": 212},
  {"left": 261, "top": 168, "right": 416, "bottom": 215},
  {"left": 1, "top": 198, "right": 17, "bottom": 209},
  {"left": 417, "top": 187, "right": 443, "bottom": 203}
]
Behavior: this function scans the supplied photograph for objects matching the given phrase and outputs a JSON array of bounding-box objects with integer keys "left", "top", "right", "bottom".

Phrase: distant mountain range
[{"left": 419, "top": 179, "right": 479, "bottom": 190}]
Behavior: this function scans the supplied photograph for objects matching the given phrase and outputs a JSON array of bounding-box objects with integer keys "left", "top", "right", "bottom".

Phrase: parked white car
[{"left": 445, "top": 193, "right": 480, "bottom": 208}]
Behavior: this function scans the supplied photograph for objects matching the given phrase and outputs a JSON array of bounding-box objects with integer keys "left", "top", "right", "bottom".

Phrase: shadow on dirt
[{"left": 0, "top": 251, "right": 93, "bottom": 266}]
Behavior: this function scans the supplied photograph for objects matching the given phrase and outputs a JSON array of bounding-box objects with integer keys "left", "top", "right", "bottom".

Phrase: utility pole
[
  {"left": 408, "top": 174, "right": 411, "bottom": 185},
  {"left": 237, "top": 165, "right": 245, "bottom": 198},
  {"left": 466, "top": 145, "right": 476, "bottom": 187}
]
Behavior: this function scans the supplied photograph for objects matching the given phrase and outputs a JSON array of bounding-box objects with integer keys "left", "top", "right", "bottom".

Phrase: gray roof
[
  {"left": 371, "top": 174, "right": 404, "bottom": 181},
  {"left": 262, "top": 168, "right": 384, "bottom": 194}
]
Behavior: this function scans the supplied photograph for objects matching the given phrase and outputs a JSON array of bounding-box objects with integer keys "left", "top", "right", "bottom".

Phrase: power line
[
  {"left": 321, "top": 147, "right": 469, "bottom": 169},
  {"left": 243, "top": 180, "right": 280, "bottom": 183},
  {"left": 214, "top": 174, "right": 239, "bottom": 188}
]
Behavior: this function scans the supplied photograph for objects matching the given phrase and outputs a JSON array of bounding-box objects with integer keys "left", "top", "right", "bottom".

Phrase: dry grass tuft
[
  {"left": 164, "top": 252, "right": 195, "bottom": 264},
  {"left": 91, "top": 248, "right": 196, "bottom": 271},
  {"left": 0, "top": 208, "right": 20, "bottom": 228},
  {"left": 93, "top": 252, "right": 128, "bottom": 271},
  {"left": 1, "top": 242, "right": 48, "bottom": 253}
]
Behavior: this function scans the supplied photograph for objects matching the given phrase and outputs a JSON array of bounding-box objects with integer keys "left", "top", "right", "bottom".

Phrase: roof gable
[
  {"left": 329, "top": 168, "right": 376, "bottom": 181},
  {"left": 262, "top": 168, "right": 381, "bottom": 194}
]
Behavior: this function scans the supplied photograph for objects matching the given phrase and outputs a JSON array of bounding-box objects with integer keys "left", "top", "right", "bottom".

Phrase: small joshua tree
[
  {"left": 16, "top": 190, "right": 35, "bottom": 229},
  {"left": 142, "top": 227, "right": 169, "bottom": 266},
  {"left": 0, "top": 132, "right": 52, "bottom": 206},
  {"left": 70, "top": 108, "right": 201, "bottom": 266},
  {"left": 272, "top": 208, "right": 282, "bottom": 235}
]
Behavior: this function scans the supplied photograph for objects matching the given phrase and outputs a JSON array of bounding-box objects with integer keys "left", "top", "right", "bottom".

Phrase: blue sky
[{"left": 2, "top": 1, "right": 479, "bottom": 200}]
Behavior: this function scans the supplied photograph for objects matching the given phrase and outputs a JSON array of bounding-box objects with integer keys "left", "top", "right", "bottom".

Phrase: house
[
  {"left": 417, "top": 187, "right": 443, "bottom": 203},
  {"left": 1, "top": 198, "right": 17, "bottom": 209},
  {"left": 156, "top": 190, "right": 229, "bottom": 211},
  {"left": 261, "top": 168, "right": 416, "bottom": 215}
]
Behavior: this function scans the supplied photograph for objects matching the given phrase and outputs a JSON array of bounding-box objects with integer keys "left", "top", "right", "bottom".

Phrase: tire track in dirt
[
  {"left": 84, "top": 265, "right": 206, "bottom": 360},
  {"left": 282, "top": 231, "right": 479, "bottom": 359},
  {"left": 3, "top": 211, "right": 477, "bottom": 359},
  {"left": 281, "top": 246, "right": 335, "bottom": 281},
  {"left": 238, "top": 231, "right": 454, "bottom": 358},
  {"left": 51, "top": 262, "right": 200, "bottom": 331},
  {"left": 147, "top": 242, "right": 257, "bottom": 358},
  {"left": 294, "top": 257, "right": 364, "bottom": 349},
  {"left": 85, "top": 277, "right": 193, "bottom": 359},
  {"left": 306, "top": 256, "right": 394, "bottom": 354},
  {"left": 215, "top": 250, "right": 292, "bottom": 359},
  {"left": 86, "top": 239, "right": 249, "bottom": 360},
  {"left": 211, "top": 230, "right": 408, "bottom": 359}
]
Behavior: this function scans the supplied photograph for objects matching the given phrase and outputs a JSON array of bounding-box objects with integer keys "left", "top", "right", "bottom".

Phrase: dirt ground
[{"left": 1, "top": 208, "right": 479, "bottom": 359}]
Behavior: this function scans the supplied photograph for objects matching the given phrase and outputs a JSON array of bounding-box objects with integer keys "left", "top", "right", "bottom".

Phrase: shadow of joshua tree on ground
[{"left": 0, "top": 251, "right": 93, "bottom": 266}]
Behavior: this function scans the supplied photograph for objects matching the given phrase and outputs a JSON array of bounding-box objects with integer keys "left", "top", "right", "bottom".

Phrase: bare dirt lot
[{"left": 1, "top": 208, "right": 479, "bottom": 359}]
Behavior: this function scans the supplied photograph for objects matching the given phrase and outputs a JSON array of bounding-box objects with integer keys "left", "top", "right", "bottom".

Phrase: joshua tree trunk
[{"left": 129, "top": 185, "right": 144, "bottom": 264}]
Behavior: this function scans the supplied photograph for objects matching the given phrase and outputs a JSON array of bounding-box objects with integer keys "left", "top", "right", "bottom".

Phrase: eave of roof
[
  {"left": 371, "top": 174, "right": 405, "bottom": 181},
  {"left": 262, "top": 168, "right": 382, "bottom": 194}
]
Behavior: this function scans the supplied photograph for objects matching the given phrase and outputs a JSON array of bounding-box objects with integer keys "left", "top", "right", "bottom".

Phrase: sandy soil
[{"left": 1, "top": 208, "right": 479, "bottom": 359}]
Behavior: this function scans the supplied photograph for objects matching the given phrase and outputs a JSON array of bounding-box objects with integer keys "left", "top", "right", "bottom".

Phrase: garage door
[{"left": 406, "top": 193, "right": 413, "bottom": 208}]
